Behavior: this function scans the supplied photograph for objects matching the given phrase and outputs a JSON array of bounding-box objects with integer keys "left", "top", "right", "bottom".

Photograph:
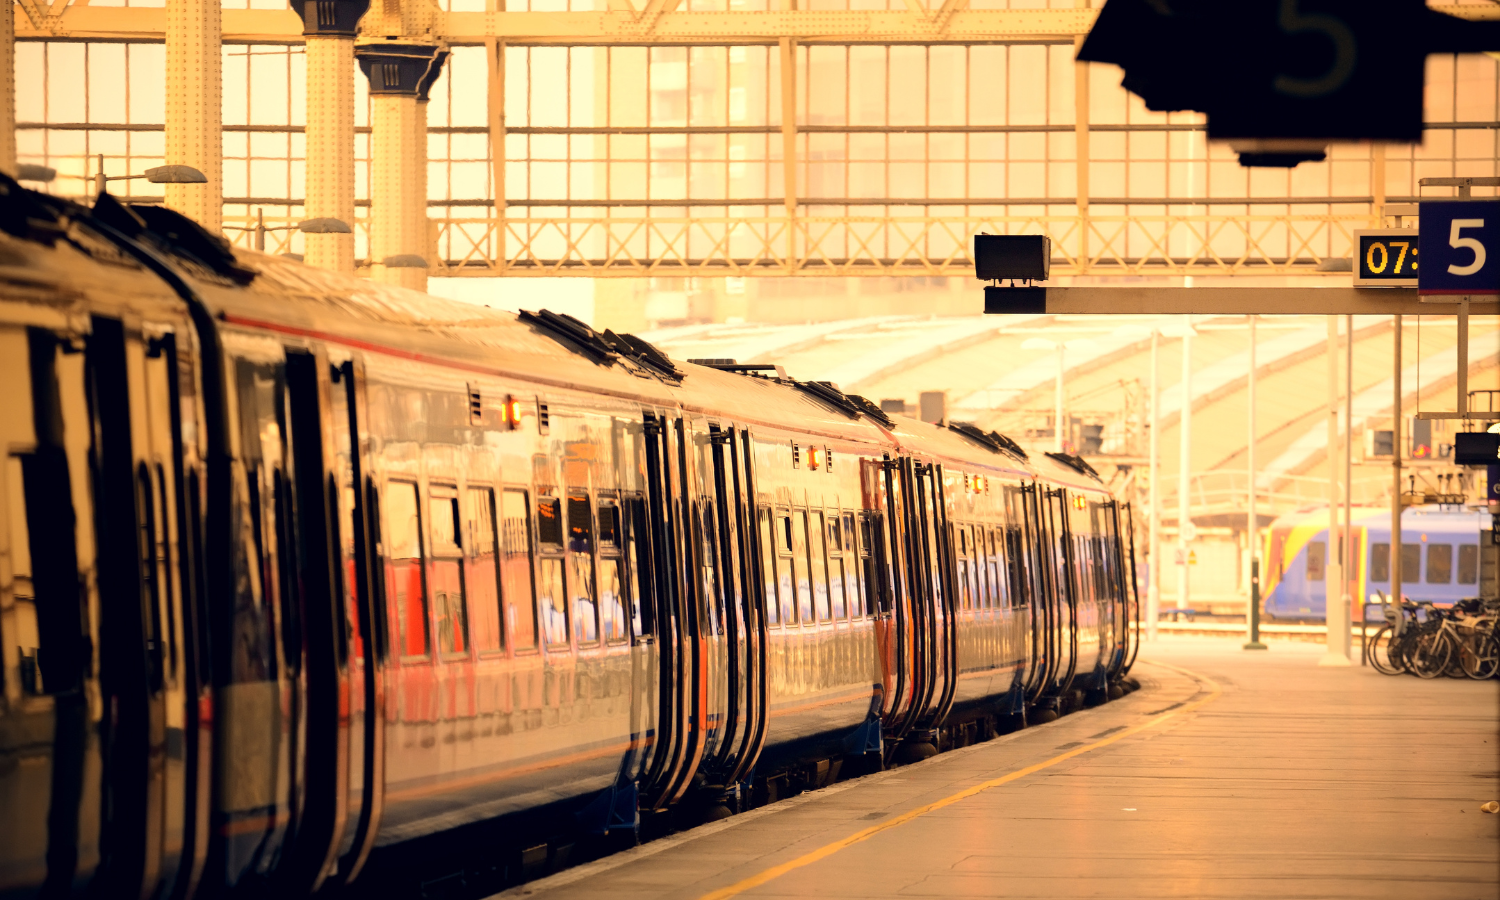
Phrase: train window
[
  {"left": 567, "top": 491, "right": 598, "bottom": 645},
  {"left": 537, "top": 495, "right": 564, "bottom": 548},
  {"left": 697, "top": 502, "right": 723, "bottom": 636},
  {"left": 598, "top": 559, "right": 628, "bottom": 644},
  {"left": 988, "top": 528, "right": 1005, "bottom": 610},
  {"left": 136, "top": 466, "right": 166, "bottom": 692},
  {"left": 1458, "top": 545, "right": 1479, "bottom": 585},
  {"left": 598, "top": 501, "right": 621, "bottom": 548},
  {"left": 623, "top": 496, "right": 653, "bottom": 638},
  {"left": 5, "top": 456, "right": 41, "bottom": 695},
  {"left": 1401, "top": 543, "right": 1420, "bottom": 584},
  {"left": 598, "top": 499, "right": 628, "bottom": 644},
  {"left": 858, "top": 514, "right": 884, "bottom": 616},
  {"left": 501, "top": 489, "right": 538, "bottom": 651},
  {"left": 758, "top": 508, "right": 781, "bottom": 626},
  {"left": 430, "top": 486, "right": 469, "bottom": 657},
  {"left": 385, "top": 481, "right": 429, "bottom": 659},
  {"left": 791, "top": 511, "right": 812, "bottom": 623},
  {"left": 1426, "top": 544, "right": 1453, "bottom": 584},
  {"left": 1370, "top": 543, "right": 1390, "bottom": 582},
  {"left": 828, "top": 515, "right": 844, "bottom": 553},
  {"left": 843, "top": 512, "right": 862, "bottom": 619},
  {"left": 1305, "top": 541, "right": 1326, "bottom": 582},
  {"left": 955, "top": 526, "right": 973, "bottom": 611},
  {"left": 808, "top": 510, "right": 832, "bottom": 622},
  {"left": 466, "top": 487, "right": 503, "bottom": 653}
]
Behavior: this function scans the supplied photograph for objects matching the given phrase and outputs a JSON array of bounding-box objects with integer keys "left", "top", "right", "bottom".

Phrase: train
[
  {"left": 0, "top": 174, "right": 1139, "bottom": 899},
  {"left": 1261, "top": 505, "right": 1499, "bottom": 621}
]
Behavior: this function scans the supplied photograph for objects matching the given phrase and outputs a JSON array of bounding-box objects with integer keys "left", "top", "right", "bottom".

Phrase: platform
[{"left": 497, "top": 637, "right": 1500, "bottom": 900}]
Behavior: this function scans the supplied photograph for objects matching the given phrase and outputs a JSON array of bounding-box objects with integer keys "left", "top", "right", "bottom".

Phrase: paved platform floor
[{"left": 499, "top": 637, "right": 1500, "bottom": 900}]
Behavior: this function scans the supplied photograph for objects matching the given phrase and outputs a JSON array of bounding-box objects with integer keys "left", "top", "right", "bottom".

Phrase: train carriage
[{"left": 0, "top": 177, "right": 1138, "bottom": 899}]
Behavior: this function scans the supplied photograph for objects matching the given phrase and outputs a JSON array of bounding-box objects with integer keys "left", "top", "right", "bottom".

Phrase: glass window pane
[
  {"left": 539, "top": 558, "right": 568, "bottom": 648},
  {"left": 1370, "top": 543, "right": 1390, "bottom": 583},
  {"left": 599, "top": 558, "right": 627, "bottom": 644},
  {"left": 1457, "top": 544, "right": 1478, "bottom": 585},
  {"left": 502, "top": 489, "right": 537, "bottom": 651},
  {"left": 385, "top": 481, "right": 428, "bottom": 658},
  {"left": 1401, "top": 543, "right": 1420, "bottom": 584},
  {"left": 567, "top": 492, "right": 597, "bottom": 644},
  {"left": 466, "top": 488, "right": 502, "bottom": 653},
  {"left": 1305, "top": 541, "right": 1326, "bottom": 582},
  {"left": 808, "top": 510, "right": 831, "bottom": 622},
  {"left": 791, "top": 511, "right": 810, "bottom": 623},
  {"left": 430, "top": 489, "right": 467, "bottom": 656},
  {"left": 1426, "top": 544, "right": 1452, "bottom": 584},
  {"left": 537, "top": 495, "right": 564, "bottom": 547},
  {"left": 759, "top": 508, "right": 780, "bottom": 626}
]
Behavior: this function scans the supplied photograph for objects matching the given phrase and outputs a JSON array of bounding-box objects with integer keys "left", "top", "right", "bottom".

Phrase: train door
[
  {"left": 892, "top": 459, "right": 955, "bottom": 741},
  {"left": 1042, "top": 488, "right": 1078, "bottom": 698},
  {"left": 873, "top": 458, "right": 914, "bottom": 738},
  {"left": 695, "top": 424, "right": 767, "bottom": 789},
  {"left": 328, "top": 357, "right": 386, "bottom": 886},
  {"left": 84, "top": 314, "right": 200, "bottom": 898},
  {"left": 1018, "top": 483, "right": 1055, "bottom": 704},
  {"left": 0, "top": 326, "right": 100, "bottom": 896},
  {"left": 273, "top": 348, "right": 353, "bottom": 892},
  {"left": 636, "top": 412, "right": 694, "bottom": 810}
]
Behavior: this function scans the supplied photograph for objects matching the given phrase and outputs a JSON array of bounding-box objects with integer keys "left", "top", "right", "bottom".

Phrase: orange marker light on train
[
  {"left": 1072, "top": 494, "right": 1087, "bottom": 510},
  {"left": 807, "top": 445, "right": 822, "bottom": 470},
  {"left": 504, "top": 395, "right": 523, "bottom": 429}
]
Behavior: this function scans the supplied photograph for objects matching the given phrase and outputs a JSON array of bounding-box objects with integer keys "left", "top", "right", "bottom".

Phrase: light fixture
[
  {"left": 16, "top": 164, "right": 56, "bottom": 183},
  {"left": 92, "top": 154, "right": 209, "bottom": 196},
  {"left": 504, "top": 395, "right": 523, "bottom": 430}
]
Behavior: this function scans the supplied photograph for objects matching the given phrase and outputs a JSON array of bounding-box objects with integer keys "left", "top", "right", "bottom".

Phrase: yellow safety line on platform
[{"left": 697, "top": 661, "right": 1223, "bottom": 900}]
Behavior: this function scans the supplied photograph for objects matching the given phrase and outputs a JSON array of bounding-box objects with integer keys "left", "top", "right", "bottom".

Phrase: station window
[
  {"left": 1458, "top": 545, "right": 1478, "bottom": 585},
  {"left": 429, "top": 486, "right": 468, "bottom": 657},
  {"left": 465, "top": 487, "right": 503, "bottom": 653},
  {"left": 1425, "top": 544, "right": 1452, "bottom": 585},
  {"left": 384, "top": 481, "right": 429, "bottom": 659}
]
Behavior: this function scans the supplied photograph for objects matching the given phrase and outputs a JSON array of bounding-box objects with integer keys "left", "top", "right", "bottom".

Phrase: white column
[
  {"left": 165, "top": 0, "right": 222, "bottom": 230},
  {"left": 1322, "top": 318, "right": 1351, "bottom": 665},
  {"left": 1, "top": 0, "right": 14, "bottom": 177},
  {"left": 1177, "top": 325, "right": 1192, "bottom": 615},
  {"left": 358, "top": 43, "right": 443, "bottom": 291},
  {"left": 305, "top": 37, "right": 358, "bottom": 272},
  {"left": 1147, "top": 329, "right": 1160, "bottom": 639}
]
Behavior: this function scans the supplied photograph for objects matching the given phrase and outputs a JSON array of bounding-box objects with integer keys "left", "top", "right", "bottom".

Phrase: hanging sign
[{"left": 1419, "top": 201, "right": 1500, "bottom": 296}]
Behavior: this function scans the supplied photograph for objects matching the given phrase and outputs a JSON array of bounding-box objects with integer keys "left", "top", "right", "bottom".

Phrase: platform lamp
[
  {"left": 92, "top": 154, "right": 207, "bottom": 196},
  {"left": 16, "top": 164, "right": 57, "bottom": 183},
  {"left": 242, "top": 207, "right": 354, "bottom": 253}
]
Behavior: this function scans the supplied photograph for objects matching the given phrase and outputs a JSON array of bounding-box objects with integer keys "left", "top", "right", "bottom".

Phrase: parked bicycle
[{"left": 1365, "top": 593, "right": 1499, "bottom": 680}]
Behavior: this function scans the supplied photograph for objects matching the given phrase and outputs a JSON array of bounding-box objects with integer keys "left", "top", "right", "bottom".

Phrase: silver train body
[{"left": 0, "top": 179, "right": 1139, "bottom": 898}]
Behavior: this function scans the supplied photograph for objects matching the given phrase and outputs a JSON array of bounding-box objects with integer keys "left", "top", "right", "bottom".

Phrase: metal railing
[
  {"left": 216, "top": 211, "right": 1382, "bottom": 277},
  {"left": 418, "top": 212, "right": 1379, "bottom": 278}
]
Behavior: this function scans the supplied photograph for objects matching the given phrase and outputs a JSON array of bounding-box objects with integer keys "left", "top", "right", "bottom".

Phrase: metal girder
[
  {"left": 994, "top": 287, "right": 1499, "bottom": 317},
  {"left": 14, "top": 4, "right": 1493, "bottom": 44}
]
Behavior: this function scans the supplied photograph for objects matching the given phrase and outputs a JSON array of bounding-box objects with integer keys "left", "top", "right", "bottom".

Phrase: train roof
[
  {"left": 0, "top": 182, "right": 1119, "bottom": 496},
  {"left": 1267, "top": 504, "right": 1489, "bottom": 537}
]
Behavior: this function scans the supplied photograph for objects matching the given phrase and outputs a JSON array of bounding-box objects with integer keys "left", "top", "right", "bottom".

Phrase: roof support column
[
  {"left": 1, "top": 0, "right": 14, "bottom": 176},
  {"left": 1073, "top": 9, "right": 1089, "bottom": 271},
  {"left": 414, "top": 51, "right": 448, "bottom": 281},
  {"left": 294, "top": 0, "right": 369, "bottom": 273},
  {"left": 1321, "top": 317, "right": 1351, "bottom": 665},
  {"left": 779, "top": 33, "right": 797, "bottom": 274},
  {"left": 358, "top": 42, "right": 444, "bottom": 291},
  {"left": 165, "top": 0, "right": 222, "bottom": 230}
]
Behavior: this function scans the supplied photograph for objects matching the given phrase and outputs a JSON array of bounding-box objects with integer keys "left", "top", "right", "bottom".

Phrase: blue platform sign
[{"left": 1419, "top": 200, "right": 1500, "bottom": 296}]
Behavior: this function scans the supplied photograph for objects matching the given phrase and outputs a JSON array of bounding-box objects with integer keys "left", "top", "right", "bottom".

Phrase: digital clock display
[{"left": 1353, "top": 229, "right": 1419, "bottom": 286}]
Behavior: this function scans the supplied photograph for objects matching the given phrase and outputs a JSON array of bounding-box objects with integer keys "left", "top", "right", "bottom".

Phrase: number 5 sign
[{"left": 1419, "top": 200, "right": 1500, "bottom": 296}]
